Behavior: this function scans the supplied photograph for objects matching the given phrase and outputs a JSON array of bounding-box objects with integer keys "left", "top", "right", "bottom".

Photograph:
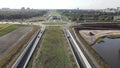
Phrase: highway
[
  {"left": 12, "top": 26, "right": 45, "bottom": 68},
  {"left": 0, "top": 16, "right": 92, "bottom": 68},
  {"left": 1, "top": 21, "right": 92, "bottom": 68},
  {"left": 63, "top": 28, "right": 92, "bottom": 68},
  {"left": 2, "top": 20, "right": 92, "bottom": 68}
]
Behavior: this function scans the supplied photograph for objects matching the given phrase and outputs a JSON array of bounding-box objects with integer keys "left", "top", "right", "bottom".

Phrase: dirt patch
[{"left": 79, "top": 30, "right": 120, "bottom": 45}]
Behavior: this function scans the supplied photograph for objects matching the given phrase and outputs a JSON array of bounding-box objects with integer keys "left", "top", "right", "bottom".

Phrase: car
[{"left": 67, "top": 35, "right": 70, "bottom": 38}]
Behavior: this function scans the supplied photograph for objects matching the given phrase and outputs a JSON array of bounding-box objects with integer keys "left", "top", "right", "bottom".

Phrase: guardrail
[
  {"left": 63, "top": 29, "right": 80, "bottom": 68},
  {"left": 12, "top": 26, "right": 46, "bottom": 68},
  {"left": 63, "top": 28, "right": 92, "bottom": 68}
]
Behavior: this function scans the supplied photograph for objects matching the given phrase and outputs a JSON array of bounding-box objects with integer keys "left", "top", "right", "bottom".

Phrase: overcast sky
[{"left": 0, "top": 0, "right": 120, "bottom": 9}]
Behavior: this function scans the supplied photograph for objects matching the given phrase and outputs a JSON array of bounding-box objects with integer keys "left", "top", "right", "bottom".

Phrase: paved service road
[
  {"left": 0, "top": 27, "right": 33, "bottom": 58},
  {"left": 12, "top": 26, "right": 45, "bottom": 68}
]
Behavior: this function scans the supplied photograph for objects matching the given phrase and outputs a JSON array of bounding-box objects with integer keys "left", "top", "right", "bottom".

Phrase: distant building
[
  {"left": 21, "top": 7, "right": 25, "bottom": 10},
  {"left": 103, "top": 8, "right": 116, "bottom": 13},
  {"left": 1, "top": 8, "right": 10, "bottom": 10},
  {"left": 27, "top": 7, "right": 30, "bottom": 10}
]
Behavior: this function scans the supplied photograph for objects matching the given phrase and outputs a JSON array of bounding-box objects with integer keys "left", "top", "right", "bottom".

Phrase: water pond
[{"left": 92, "top": 38, "right": 120, "bottom": 68}]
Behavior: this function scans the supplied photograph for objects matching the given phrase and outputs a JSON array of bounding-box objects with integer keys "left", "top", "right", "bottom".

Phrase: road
[
  {"left": 9, "top": 22, "right": 91, "bottom": 68},
  {"left": 12, "top": 26, "right": 45, "bottom": 68},
  {"left": 45, "top": 11, "right": 62, "bottom": 23},
  {"left": 0, "top": 11, "right": 93, "bottom": 68},
  {"left": 63, "top": 27, "right": 92, "bottom": 68},
  {"left": 0, "top": 20, "right": 93, "bottom": 68}
]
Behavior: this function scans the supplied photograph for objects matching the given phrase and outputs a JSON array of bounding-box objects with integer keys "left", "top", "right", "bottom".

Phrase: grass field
[
  {"left": 0, "top": 24, "right": 30, "bottom": 36},
  {"left": 28, "top": 26, "right": 76, "bottom": 68},
  {"left": 50, "top": 11, "right": 60, "bottom": 16},
  {"left": 49, "top": 20, "right": 61, "bottom": 23},
  {"left": 114, "top": 16, "right": 120, "bottom": 21},
  {"left": 48, "top": 11, "right": 62, "bottom": 23}
]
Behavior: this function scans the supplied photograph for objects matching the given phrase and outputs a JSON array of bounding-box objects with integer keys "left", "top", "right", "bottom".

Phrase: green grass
[
  {"left": 94, "top": 35, "right": 120, "bottom": 44},
  {"left": 48, "top": 11, "right": 62, "bottom": 23},
  {"left": 49, "top": 20, "right": 61, "bottom": 23},
  {"left": 0, "top": 24, "right": 28, "bottom": 36},
  {"left": 106, "top": 35, "right": 120, "bottom": 39},
  {"left": 50, "top": 11, "right": 60, "bottom": 16},
  {"left": 96, "top": 37, "right": 105, "bottom": 44},
  {"left": 35, "top": 26, "right": 74, "bottom": 68},
  {"left": 114, "top": 16, "right": 120, "bottom": 21}
]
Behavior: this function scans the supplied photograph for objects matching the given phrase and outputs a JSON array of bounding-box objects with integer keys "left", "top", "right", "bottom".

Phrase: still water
[{"left": 92, "top": 38, "right": 120, "bottom": 68}]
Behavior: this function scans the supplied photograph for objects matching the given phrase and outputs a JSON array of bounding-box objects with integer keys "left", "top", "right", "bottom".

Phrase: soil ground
[{"left": 79, "top": 30, "right": 120, "bottom": 45}]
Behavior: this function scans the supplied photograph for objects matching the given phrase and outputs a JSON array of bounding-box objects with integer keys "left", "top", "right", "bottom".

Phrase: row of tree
[
  {"left": 0, "top": 9, "right": 47, "bottom": 21},
  {"left": 59, "top": 10, "right": 120, "bottom": 22}
]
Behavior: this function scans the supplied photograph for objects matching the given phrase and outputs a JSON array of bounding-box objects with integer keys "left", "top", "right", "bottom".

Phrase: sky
[{"left": 0, "top": 0, "right": 120, "bottom": 9}]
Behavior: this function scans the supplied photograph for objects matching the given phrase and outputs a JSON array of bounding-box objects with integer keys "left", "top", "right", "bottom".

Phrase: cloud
[
  {"left": 0, "top": 0, "right": 119, "bottom": 9},
  {"left": 87, "top": 0, "right": 120, "bottom": 9}
]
